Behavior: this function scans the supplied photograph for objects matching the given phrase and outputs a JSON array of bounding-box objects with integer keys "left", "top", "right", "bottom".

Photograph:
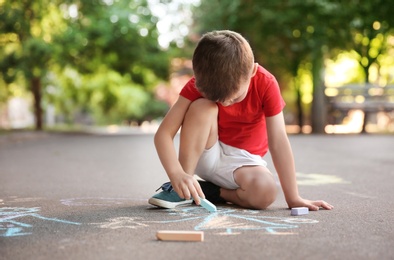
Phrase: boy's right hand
[{"left": 170, "top": 174, "right": 205, "bottom": 205}]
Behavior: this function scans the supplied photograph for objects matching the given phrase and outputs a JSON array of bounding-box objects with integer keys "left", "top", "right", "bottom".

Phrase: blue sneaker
[{"left": 148, "top": 182, "right": 193, "bottom": 209}]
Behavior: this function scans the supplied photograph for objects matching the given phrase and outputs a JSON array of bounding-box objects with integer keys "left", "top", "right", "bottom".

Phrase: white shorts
[{"left": 195, "top": 141, "right": 268, "bottom": 190}]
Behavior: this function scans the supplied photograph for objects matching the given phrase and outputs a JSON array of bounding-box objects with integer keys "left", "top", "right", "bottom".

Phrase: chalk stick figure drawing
[
  {"left": 146, "top": 207, "right": 318, "bottom": 235},
  {"left": 0, "top": 207, "right": 80, "bottom": 237},
  {"left": 91, "top": 206, "right": 317, "bottom": 235},
  {"left": 61, "top": 198, "right": 318, "bottom": 236}
]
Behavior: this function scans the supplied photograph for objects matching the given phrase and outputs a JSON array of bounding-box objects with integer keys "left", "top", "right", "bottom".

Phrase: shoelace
[{"left": 155, "top": 182, "right": 173, "bottom": 192}]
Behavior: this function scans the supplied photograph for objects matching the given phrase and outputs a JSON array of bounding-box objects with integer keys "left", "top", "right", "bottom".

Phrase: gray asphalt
[{"left": 0, "top": 131, "right": 393, "bottom": 260}]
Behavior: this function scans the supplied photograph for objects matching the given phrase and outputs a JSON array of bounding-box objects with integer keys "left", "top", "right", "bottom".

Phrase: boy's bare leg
[
  {"left": 177, "top": 98, "right": 277, "bottom": 209},
  {"left": 221, "top": 166, "right": 277, "bottom": 209},
  {"left": 178, "top": 98, "right": 218, "bottom": 178}
]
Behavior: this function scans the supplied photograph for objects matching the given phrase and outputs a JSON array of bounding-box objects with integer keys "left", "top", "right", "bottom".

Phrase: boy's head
[{"left": 192, "top": 30, "right": 255, "bottom": 104}]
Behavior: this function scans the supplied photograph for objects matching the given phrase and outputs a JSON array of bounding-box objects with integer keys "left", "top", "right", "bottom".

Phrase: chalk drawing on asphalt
[
  {"left": 145, "top": 206, "right": 318, "bottom": 235},
  {"left": 344, "top": 191, "right": 376, "bottom": 199},
  {"left": 60, "top": 197, "right": 145, "bottom": 207},
  {"left": 59, "top": 198, "right": 318, "bottom": 235},
  {"left": 0, "top": 207, "right": 81, "bottom": 237},
  {"left": 1, "top": 198, "right": 318, "bottom": 237},
  {"left": 5, "top": 197, "right": 44, "bottom": 203},
  {"left": 91, "top": 217, "right": 148, "bottom": 230},
  {"left": 296, "top": 172, "right": 349, "bottom": 186}
]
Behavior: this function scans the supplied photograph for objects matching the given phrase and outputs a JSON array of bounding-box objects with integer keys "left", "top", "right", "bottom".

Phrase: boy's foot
[
  {"left": 148, "top": 182, "right": 193, "bottom": 209},
  {"left": 198, "top": 181, "right": 227, "bottom": 204}
]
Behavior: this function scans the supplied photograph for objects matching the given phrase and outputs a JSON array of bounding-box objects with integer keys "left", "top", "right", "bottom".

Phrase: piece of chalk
[
  {"left": 156, "top": 230, "right": 204, "bottom": 242},
  {"left": 291, "top": 207, "right": 309, "bottom": 216},
  {"left": 199, "top": 198, "right": 217, "bottom": 212}
]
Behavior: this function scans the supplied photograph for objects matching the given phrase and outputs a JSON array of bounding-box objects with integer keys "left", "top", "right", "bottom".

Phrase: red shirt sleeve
[
  {"left": 179, "top": 77, "right": 203, "bottom": 101},
  {"left": 257, "top": 66, "right": 286, "bottom": 117}
]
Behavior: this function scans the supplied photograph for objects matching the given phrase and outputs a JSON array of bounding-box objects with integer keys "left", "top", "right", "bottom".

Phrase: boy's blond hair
[{"left": 192, "top": 30, "right": 254, "bottom": 102}]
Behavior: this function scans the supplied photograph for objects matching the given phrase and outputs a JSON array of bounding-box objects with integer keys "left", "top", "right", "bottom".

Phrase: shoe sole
[{"left": 148, "top": 197, "right": 193, "bottom": 209}]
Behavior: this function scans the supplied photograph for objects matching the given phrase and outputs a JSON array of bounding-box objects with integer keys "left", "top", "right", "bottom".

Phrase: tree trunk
[
  {"left": 294, "top": 77, "right": 303, "bottom": 133},
  {"left": 31, "top": 77, "right": 43, "bottom": 130},
  {"left": 311, "top": 48, "right": 326, "bottom": 134},
  {"left": 361, "top": 65, "right": 370, "bottom": 133},
  {"left": 296, "top": 89, "right": 303, "bottom": 132}
]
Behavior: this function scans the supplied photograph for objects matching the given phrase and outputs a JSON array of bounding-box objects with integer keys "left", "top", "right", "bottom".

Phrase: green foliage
[
  {"left": 0, "top": 0, "right": 58, "bottom": 79},
  {"left": 54, "top": 0, "right": 169, "bottom": 79},
  {"left": 84, "top": 68, "right": 150, "bottom": 124},
  {"left": 2, "top": 0, "right": 393, "bottom": 130},
  {"left": 194, "top": 0, "right": 393, "bottom": 70},
  {"left": 46, "top": 65, "right": 168, "bottom": 125},
  {"left": 342, "top": 0, "right": 394, "bottom": 83},
  {"left": 0, "top": 0, "right": 171, "bottom": 128},
  {"left": 192, "top": 0, "right": 394, "bottom": 132}
]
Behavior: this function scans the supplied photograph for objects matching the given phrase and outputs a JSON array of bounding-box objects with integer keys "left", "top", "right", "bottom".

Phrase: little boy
[{"left": 149, "top": 30, "right": 333, "bottom": 211}]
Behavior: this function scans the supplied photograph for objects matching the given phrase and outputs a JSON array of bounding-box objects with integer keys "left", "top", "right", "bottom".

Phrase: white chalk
[
  {"left": 156, "top": 230, "right": 204, "bottom": 242},
  {"left": 291, "top": 207, "right": 309, "bottom": 216},
  {"left": 199, "top": 198, "right": 217, "bottom": 212}
]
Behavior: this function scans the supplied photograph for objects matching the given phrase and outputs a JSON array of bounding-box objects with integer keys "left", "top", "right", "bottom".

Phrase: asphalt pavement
[{"left": 0, "top": 130, "right": 393, "bottom": 260}]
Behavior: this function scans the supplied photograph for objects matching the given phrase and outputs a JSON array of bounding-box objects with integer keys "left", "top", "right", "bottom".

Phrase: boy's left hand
[{"left": 288, "top": 198, "right": 334, "bottom": 211}]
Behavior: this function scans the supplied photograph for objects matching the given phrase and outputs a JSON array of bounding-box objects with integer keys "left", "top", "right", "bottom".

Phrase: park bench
[{"left": 325, "top": 84, "right": 394, "bottom": 132}]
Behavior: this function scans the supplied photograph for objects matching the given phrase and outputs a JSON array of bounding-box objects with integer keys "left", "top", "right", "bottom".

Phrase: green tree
[
  {"left": 55, "top": 0, "right": 168, "bottom": 80},
  {"left": 339, "top": 0, "right": 394, "bottom": 132},
  {"left": 0, "top": 0, "right": 170, "bottom": 129},
  {"left": 50, "top": 0, "right": 170, "bottom": 125},
  {"left": 192, "top": 0, "right": 394, "bottom": 133},
  {"left": 0, "top": 0, "right": 62, "bottom": 130},
  {"left": 343, "top": 0, "right": 394, "bottom": 84}
]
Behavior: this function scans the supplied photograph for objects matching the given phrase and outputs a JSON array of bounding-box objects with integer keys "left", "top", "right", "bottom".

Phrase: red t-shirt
[{"left": 180, "top": 64, "right": 285, "bottom": 157}]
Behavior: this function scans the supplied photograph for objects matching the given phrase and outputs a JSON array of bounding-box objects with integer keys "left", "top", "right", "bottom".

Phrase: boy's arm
[
  {"left": 154, "top": 96, "right": 204, "bottom": 204},
  {"left": 266, "top": 112, "right": 333, "bottom": 211}
]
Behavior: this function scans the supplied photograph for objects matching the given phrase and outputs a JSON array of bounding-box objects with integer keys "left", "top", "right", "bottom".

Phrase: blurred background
[{"left": 0, "top": 0, "right": 393, "bottom": 135}]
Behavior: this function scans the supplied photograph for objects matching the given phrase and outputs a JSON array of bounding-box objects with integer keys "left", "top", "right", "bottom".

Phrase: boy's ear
[{"left": 251, "top": 63, "right": 258, "bottom": 77}]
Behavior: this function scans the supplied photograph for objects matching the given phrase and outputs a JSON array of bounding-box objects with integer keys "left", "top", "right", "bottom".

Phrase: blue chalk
[{"left": 199, "top": 198, "right": 217, "bottom": 212}]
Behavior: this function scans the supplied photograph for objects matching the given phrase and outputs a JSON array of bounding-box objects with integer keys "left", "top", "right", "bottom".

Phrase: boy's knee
[
  {"left": 253, "top": 179, "right": 277, "bottom": 209},
  {"left": 239, "top": 171, "right": 277, "bottom": 210}
]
